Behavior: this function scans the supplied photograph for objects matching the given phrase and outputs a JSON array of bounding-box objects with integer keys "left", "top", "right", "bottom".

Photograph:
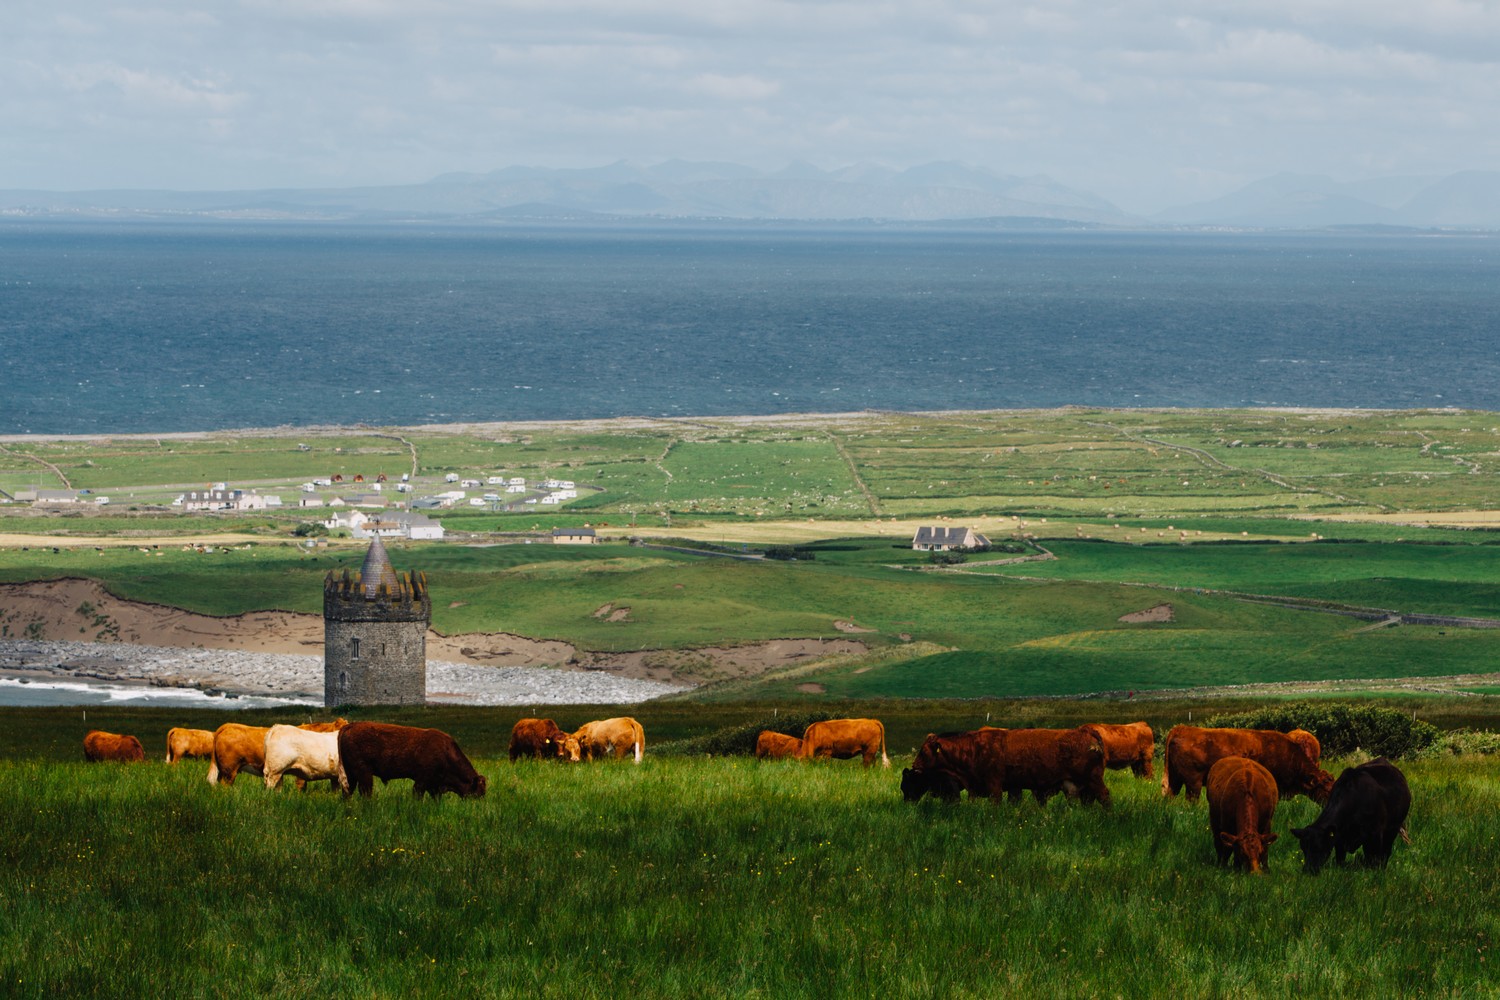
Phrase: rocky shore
[{"left": 0, "top": 640, "right": 689, "bottom": 705}]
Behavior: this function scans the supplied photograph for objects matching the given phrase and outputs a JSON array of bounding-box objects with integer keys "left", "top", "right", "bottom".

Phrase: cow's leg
[{"left": 1183, "top": 777, "right": 1203, "bottom": 804}]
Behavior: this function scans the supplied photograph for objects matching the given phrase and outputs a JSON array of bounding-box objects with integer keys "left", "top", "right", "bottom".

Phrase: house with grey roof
[{"left": 911, "top": 526, "right": 990, "bottom": 552}]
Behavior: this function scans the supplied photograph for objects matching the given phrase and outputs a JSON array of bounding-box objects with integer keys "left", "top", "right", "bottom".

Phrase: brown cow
[
  {"left": 798, "top": 718, "right": 889, "bottom": 768},
  {"left": 573, "top": 717, "right": 645, "bottom": 763},
  {"left": 207, "top": 718, "right": 349, "bottom": 785},
  {"left": 1162, "top": 725, "right": 1334, "bottom": 804},
  {"left": 165, "top": 727, "right": 215, "bottom": 764},
  {"left": 1207, "top": 756, "right": 1279, "bottom": 873},
  {"left": 83, "top": 730, "right": 146, "bottom": 763},
  {"left": 1080, "top": 721, "right": 1155, "bottom": 778},
  {"left": 509, "top": 718, "right": 580, "bottom": 762},
  {"left": 755, "top": 731, "right": 803, "bottom": 760},
  {"left": 902, "top": 727, "right": 1111, "bottom": 808},
  {"left": 337, "top": 722, "right": 486, "bottom": 798}
]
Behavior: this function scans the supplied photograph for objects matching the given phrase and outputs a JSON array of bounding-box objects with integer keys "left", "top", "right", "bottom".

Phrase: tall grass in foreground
[{"left": 2, "top": 756, "right": 1496, "bottom": 998}]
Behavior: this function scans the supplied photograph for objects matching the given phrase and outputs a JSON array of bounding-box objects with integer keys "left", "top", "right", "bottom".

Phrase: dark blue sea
[{"left": 3, "top": 222, "right": 1498, "bottom": 434}]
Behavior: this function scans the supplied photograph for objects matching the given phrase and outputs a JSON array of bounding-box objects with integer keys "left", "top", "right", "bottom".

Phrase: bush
[
  {"left": 763, "top": 545, "right": 814, "bottom": 561},
  {"left": 654, "top": 710, "right": 837, "bottom": 757},
  {"left": 928, "top": 550, "right": 967, "bottom": 565},
  {"left": 1426, "top": 729, "right": 1500, "bottom": 757},
  {"left": 1203, "top": 701, "right": 1440, "bottom": 759},
  {"left": 292, "top": 521, "right": 329, "bottom": 537}
]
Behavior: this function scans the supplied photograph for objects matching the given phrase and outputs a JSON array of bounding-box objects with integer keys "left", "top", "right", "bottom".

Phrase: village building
[
  {"left": 183, "top": 487, "right": 273, "bottom": 512},
  {"left": 911, "top": 526, "right": 990, "bottom": 552},
  {"left": 27, "top": 489, "right": 81, "bottom": 506},
  {"left": 552, "top": 527, "right": 597, "bottom": 544}
]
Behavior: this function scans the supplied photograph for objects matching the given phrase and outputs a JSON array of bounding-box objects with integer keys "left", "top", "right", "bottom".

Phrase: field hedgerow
[{"left": 1, "top": 753, "right": 1496, "bottom": 998}]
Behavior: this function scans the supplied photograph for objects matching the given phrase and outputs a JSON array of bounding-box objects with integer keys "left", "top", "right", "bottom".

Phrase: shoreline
[
  {"left": 0, "top": 404, "right": 1457, "bottom": 444},
  {"left": 0, "top": 639, "right": 690, "bottom": 707}
]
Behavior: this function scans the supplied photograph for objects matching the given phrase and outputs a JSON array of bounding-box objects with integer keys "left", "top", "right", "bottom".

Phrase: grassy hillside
[{"left": 2, "top": 750, "right": 1494, "bottom": 997}]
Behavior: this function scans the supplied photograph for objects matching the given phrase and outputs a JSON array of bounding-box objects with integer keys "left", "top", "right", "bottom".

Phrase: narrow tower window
[{"left": 351, "top": 637, "right": 361, "bottom": 660}]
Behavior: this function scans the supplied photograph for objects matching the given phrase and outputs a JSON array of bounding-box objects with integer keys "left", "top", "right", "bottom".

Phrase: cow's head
[
  {"left": 463, "top": 773, "right": 488, "bottom": 798},
  {"left": 554, "top": 736, "right": 582, "bottom": 763},
  {"left": 1306, "top": 768, "right": 1335, "bottom": 804},
  {"left": 1219, "top": 829, "right": 1277, "bottom": 874},
  {"left": 1290, "top": 825, "right": 1334, "bottom": 874}
]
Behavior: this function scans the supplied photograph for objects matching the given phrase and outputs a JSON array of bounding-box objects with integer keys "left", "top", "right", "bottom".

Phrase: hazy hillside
[
  {"left": 0, "top": 161, "right": 1134, "bottom": 226},
  {"left": 1159, "top": 171, "right": 1500, "bottom": 229}
]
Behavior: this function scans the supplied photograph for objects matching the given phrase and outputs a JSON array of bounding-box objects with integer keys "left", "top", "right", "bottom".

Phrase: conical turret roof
[{"left": 360, "top": 535, "right": 401, "bottom": 598}]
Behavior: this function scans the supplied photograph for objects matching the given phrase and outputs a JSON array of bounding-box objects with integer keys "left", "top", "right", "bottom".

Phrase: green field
[
  {"left": 2, "top": 735, "right": 1495, "bottom": 998},
  {"left": 8, "top": 407, "right": 1500, "bottom": 521}
]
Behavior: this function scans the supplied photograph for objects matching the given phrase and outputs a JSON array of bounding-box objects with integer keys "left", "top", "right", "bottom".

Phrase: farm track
[{"left": 827, "top": 431, "right": 881, "bottom": 516}]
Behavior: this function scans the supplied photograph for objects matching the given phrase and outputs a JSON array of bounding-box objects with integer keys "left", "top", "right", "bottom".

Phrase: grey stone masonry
[{"left": 323, "top": 537, "right": 430, "bottom": 707}]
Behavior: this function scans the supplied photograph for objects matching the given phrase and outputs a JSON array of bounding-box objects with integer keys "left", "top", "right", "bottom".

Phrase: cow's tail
[
  {"left": 206, "top": 755, "right": 219, "bottom": 785},
  {"left": 633, "top": 721, "right": 644, "bottom": 764},
  {"left": 880, "top": 724, "right": 891, "bottom": 769},
  {"left": 336, "top": 755, "right": 351, "bottom": 793},
  {"left": 1399, "top": 825, "right": 1412, "bottom": 844}
]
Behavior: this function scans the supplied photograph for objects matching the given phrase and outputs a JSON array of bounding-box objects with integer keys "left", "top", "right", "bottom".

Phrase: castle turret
[{"left": 323, "top": 536, "right": 429, "bottom": 706}]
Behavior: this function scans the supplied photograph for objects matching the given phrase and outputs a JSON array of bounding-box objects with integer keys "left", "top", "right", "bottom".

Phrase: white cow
[{"left": 263, "top": 724, "right": 341, "bottom": 790}]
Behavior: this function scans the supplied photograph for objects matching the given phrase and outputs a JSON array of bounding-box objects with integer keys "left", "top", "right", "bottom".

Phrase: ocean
[{"left": 2, "top": 221, "right": 1499, "bottom": 435}]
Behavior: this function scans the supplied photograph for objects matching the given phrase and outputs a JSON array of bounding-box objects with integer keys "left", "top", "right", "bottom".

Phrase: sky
[{"left": 5, "top": 0, "right": 1499, "bottom": 214}]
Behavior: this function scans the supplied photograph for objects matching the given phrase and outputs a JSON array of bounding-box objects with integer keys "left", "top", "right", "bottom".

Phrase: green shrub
[
  {"left": 654, "top": 710, "right": 837, "bottom": 756},
  {"left": 1203, "top": 700, "right": 1440, "bottom": 759},
  {"left": 1426, "top": 728, "right": 1500, "bottom": 757}
]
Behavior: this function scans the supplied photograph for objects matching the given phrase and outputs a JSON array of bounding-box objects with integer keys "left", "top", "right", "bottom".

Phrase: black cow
[{"left": 1290, "top": 757, "right": 1410, "bottom": 873}]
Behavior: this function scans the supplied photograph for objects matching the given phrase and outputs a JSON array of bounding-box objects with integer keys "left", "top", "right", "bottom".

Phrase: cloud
[{"left": 1, "top": 0, "right": 1497, "bottom": 209}]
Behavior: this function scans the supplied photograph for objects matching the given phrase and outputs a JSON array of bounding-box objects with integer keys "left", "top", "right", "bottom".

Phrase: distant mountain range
[
  {"left": 1155, "top": 171, "right": 1500, "bottom": 229},
  {"left": 2, "top": 162, "right": 1498, "bottom": 229}
]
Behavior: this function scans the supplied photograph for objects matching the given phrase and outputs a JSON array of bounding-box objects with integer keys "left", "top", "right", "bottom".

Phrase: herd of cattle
[{"left": 81, "top": 713, "right": 1411, "bottom": 874}]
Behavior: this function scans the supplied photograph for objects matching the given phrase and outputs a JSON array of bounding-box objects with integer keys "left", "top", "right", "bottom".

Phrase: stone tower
[{"left": 323, "top": 536, "right": 430, "bottom": 707}]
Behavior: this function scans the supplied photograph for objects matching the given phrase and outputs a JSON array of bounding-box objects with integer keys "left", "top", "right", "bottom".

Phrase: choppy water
[{"left": 3, "top": 221, "right": 1499, "bottom": 435}]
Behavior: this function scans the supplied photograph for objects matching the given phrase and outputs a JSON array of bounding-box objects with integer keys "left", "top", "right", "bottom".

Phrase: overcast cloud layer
[{"left": 5, "top": 0, "right": 1499, "bottom": 213}]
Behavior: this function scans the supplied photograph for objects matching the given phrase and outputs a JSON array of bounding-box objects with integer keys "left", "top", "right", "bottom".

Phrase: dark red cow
[
  {"left": 1291, "top": 757, "right": 1411, "bottom": 873},
  {"left": 83, "top": 730, "right": 146, "bottom": 763},
  {"left": 1162, "top": 725, "right": 1334, "bottom": 804},
  {"left": 508, "top": 718, "right": 580, "bottom": 762},
  {"left": 337, "top": 722, "right": 487, "bottom": 798},
  {"left": 1207, "top": 756, "right": 1279, "bottom": 873},
  {"left": 901, "top": 727, "right": 1110, "bottom": 808}
]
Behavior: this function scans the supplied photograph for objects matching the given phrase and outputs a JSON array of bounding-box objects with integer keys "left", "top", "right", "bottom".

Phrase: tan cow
[
  {"left": 1079, "top": 721, "right": 1155, "bottom": 778},
  {"left": 165, "top": 727, "right": 216, "bottom": 764},
  {"left": 798, "top": 718, "right": 890, "bottom": 768},
  {"left": 573, "top": 717, "right": 645, "bottom": 763},
  {"left": 755, "top": 731, "right": 803, "bottom": 760},
  {"left": 263, "top": 724, "right": 342, "bottom": 790}
]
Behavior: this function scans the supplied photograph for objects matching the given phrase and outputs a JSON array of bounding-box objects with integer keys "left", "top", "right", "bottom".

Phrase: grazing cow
[
  {"left": 165, "top": 727, "right": 215, "bottom": 764},
  {"left": 1291, "top": 757, "right": 1412, "bottom": 874},
  {"left": 1207, "top": 756, "right": 1279, "bottom": 873},
  {"left": 263, "top": 724, "right": 342, "bottom": 790},
  {"left": 755, "top": 731, "right": 803, "bottom": 760},
  {"left": 337, "top": 722, "right": 487, "bottom": 798},
  {"left": 573, "top": 717, "right": 645, "bottom": 763},
  {"left": 207, "top": 719, "right": 349, "bottom": 785},
  {"left": 902, "top": 727, "right": 1111, "bottom": 808},
  {"left": 508, "top": 718, "right": 580, "bottom": 762},
  {"left": 83, "top": 730, "right": 146, "bottom": 763},
  {"left": 798, "top": 718, "right": 890, "bottom": 768},
  {"left": 1162, "top": 725, "right": 1334, "bottom": 804},
  {"left": 1080, "top": 721, "right": 1155, "bottom": 778}
]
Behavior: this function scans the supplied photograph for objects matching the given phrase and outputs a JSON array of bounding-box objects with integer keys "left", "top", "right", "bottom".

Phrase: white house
[
  {"left": 183, "top": 487, "right": 270, "bottom": 512},
  {"left": 911, "top": 526, "right": 991, "bottom": 551},
  {"left": 552, "top": 527, "right": 597, "bottom": 544}
]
